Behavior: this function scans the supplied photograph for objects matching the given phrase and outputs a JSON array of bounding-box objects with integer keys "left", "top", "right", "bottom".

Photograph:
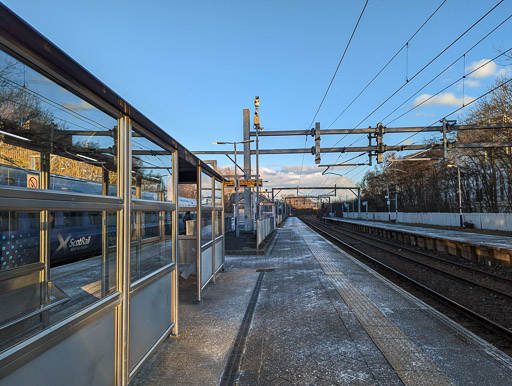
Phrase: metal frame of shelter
[{"left": 0, "top": 5, "right": 224, "bottom": 386}]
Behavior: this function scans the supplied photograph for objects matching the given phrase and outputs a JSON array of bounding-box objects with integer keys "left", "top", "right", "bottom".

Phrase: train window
[
  {"left": 0, "top": 211, "right": 18, "bottom": 232},
  {"left": 130, "top": 210, "right": 173, "bottom": 282},
  {"left": 89, "top": 212, "right": 102, "bottom": 226},
  {"left": 63, "top": 212, "right": 83, "bottom": 228},
  {"left": 49, "top": 212, "right": 56, "bottom": 229}
]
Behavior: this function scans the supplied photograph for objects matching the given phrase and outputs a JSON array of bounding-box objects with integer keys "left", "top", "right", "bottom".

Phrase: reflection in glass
[
  {"left": 0, "top": 147, "right": 40, "bottom": 187},
  {"left": 0, "top": 211, "right": 40, "bottom": 270},
  {"left": 0, "top": 210, "right": 117, "bottom": 352},
  {"left": 201, "top": 172, "right": 212, "bottom": 206},
  {"left": 179, "top": 210, "right": 197, "bottom": 235},
  {"left": 214, "top": 210, "right": 223, "bottom": 238},
  {"left": 131, "top": 211, "right": 173, "bottom": 282},
  {"left": 49, "top": 210, "right": 117, "bottom": 322},
  {"left": 214, "top": 180, "right": 222, "bottom": 207},
  {"left": 132, "top": 131, "right": 173, "bottom": 201},
  {"left": 201, "top": 209, "right": 213, "bottom": 245},
  {"left": 178, "top": 183, "right": 198, "bottom": 208},
  {"left": 0, "top": 49, "right": 118, "bottom": 195}
]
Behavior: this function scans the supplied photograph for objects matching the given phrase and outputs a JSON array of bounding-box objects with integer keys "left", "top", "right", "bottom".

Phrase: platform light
[{"left": 0, "top": 129, "right": 30, "bottom": 141}]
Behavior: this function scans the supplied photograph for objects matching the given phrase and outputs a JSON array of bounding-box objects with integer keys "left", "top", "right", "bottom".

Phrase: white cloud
[
  {"left": 463, "top": 79, "right": 480, "bottom": 88},
  {"left": 220, "top": 164, "right": 357, "bottom": 198},
  {"left": 413, "top": 92, "right": 475, "bottom": 107},
  {"left": 62, "top": 100, "right": 94, "bottom": 111},
  {"left": 260, "top": 165, "right": 354, "bottom": 194},
  {"left": 466, "top": 59, "right": 510, "bottom": 79},
  {"left": 413, "top": 111, "right": 436, "bottom": 118}
]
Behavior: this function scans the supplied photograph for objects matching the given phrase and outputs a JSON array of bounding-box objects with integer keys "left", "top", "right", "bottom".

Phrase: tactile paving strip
[{"left": 298, "top": 223, "right": 454, "bottom": 386}]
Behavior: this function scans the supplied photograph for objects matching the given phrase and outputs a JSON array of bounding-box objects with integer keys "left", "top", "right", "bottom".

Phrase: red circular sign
[{"left": 28, "top": 176, "right": 38, "bottom": 189}]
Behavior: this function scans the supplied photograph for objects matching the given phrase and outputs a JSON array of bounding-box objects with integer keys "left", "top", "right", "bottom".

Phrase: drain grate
[
  {"left": 256, "top": 268, "right": 275, "bottom": 272},
  {"left": 220, "top": 272, "right": 265, "bottom": 385}
]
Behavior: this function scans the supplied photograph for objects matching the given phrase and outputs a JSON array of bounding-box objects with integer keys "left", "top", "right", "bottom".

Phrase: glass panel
[
  {"left": 201, "top": 209, "right": 212, "bottom": 245},
  {"left": 49, "top": 209, "right": 117, "bottom": 316},
  {"left": 50, "top": 156, "right": 117, "bottom": 196},
  {"left": 214, "top": 210, "right": 223, "bottom": 238},
  {"left": 131, "top": 131, "right": 173, "bottom": 201},
  {"left": 214, "top": 180, "right": 222, "bottom": 207},
  {"left": 130, "top": 210, "right": 173, "bottom": 282},
  {"left": 0, "top": 147, "right": 40, "bottom": 187},
  {"left": 0, "top": 211, "right": 39, "bottom": 270},
  {"left": 0, "top": 210, "right": 117, "bottom": 353},
  {"left": 201, "top": 172, "right": 212, "bottom": 206},
  {"left": 0, "top": 48, "right": 118, "bottom": 195},
  {"left": 178, "top": 183, "right": 198, "bottom": 208},
  {"left": 179, "top": 210, "right": 197, "bottom": 236}
]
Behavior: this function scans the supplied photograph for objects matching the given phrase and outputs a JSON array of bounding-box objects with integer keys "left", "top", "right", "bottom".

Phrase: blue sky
[{"left": 4, "top": 0, "right": 511, "bottom": 198}]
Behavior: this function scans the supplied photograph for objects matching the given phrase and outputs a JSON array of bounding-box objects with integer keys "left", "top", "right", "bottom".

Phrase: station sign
[{"left": 223, "top": 179, "right": 262, "bottom": 187}]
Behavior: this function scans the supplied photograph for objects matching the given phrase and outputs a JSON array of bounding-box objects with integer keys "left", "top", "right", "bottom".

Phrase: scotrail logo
[{"left": 56, "top": 234, "right": 92, "bottom": 253}]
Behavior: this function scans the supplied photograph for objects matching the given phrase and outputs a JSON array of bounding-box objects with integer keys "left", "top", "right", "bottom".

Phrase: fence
[
  {"left": 257, "top": 216, "right": 275, "bottom": 248},
  {"left": 343, "top": 212, "right": 512, "bottom": 232}
]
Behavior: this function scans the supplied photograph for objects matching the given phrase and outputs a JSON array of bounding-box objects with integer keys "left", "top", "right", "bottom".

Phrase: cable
[
  {"left": 398, "top": 77, "right": 512, "bottom": 146},
  {"left": 327, "top": 0, "right": 447, "bottom": 129},
  {"left": 297, "top": 0, "right": 369, "bottom": 189},
  {"left": 382, "top": 13, "right": 512, "bottom": 125},
  {"left": 353, "top": 0, "right": 504, "bottom": 129},
  {"left": 0, "top": 73, "right": 110, "bottom": 130},
  {"left": 322, "top": 2, "right": 507, "bottom": 160},
  {"left": 386, "top": 48, "right": 512, "bottom": 125}
]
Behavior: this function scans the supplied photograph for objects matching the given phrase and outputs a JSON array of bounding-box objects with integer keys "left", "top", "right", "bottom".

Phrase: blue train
[{"left": 0, "top": 164, "right": 174, "bottom": 270}]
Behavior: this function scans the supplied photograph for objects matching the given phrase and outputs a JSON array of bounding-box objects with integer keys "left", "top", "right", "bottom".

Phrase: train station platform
[
  {"left": 131, "top": 217, "right": 512, "bottom": 385},
  {"left": 324, "top": 217, "right": 512, "bottom": 266}
]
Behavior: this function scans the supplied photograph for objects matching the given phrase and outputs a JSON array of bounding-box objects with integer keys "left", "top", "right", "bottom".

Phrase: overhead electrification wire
[
  {"left": 298, "top": 0, "right": 369, "bottom": 188},
  {"left": 326, "top": 0, "right": 447, "bottom": 130},
  {"left": 323, "top": 1, "right": 506, "bottom": 159},
  {"left": 383, "top": 13, "right": 512, "bottom": 125},
  {"left": 322, "top": 46, "right": 512, "bottom": 189},
  {"left": 352, "top": 0, "right": 503, "bottom": 129},
  {"left": 387, "top": 48, "right": 512, "bottom": 125},
  {"left": 399, "top": 77, "right": 512, "bottom": 146},
  {"left": 306, "top": 0, "right": 369, "bottom": 133},
  {"left": 0, "top": 74, "right": 110, "bottom": 130},
  {"left": 316, "top": 2, "right": 446, "bottom": 191}
]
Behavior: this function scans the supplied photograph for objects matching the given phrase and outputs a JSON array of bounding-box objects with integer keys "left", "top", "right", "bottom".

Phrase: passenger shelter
[{"left": 0, "top": 4, "right": 224, "bottom": 386}]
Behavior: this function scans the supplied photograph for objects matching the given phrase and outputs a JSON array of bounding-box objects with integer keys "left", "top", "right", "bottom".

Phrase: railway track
[
  {"left": 300, "top": 216, "right": 512, "bottom": 354},
  {"left": 317, "top": 219, "right": 512, "bottom": 298}
]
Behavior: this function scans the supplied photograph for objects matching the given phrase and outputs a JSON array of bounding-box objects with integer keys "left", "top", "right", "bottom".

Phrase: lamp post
[
  {"left": 254, "top": 97, "right": 262, "bottom": 221},
  {"left": 447, "top": 164, "right": 463, "bottom": 227},
  {"left": 213, "top": 139, "right": 253, "bottom": 237}
]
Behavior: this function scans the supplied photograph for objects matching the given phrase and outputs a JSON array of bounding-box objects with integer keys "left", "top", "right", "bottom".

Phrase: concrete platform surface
[
  {"left": 131, "top": 217, "right": 512, "bottom": 385},
  {"left": 326, "top": 217, "right": 512, "bottom": 249}
]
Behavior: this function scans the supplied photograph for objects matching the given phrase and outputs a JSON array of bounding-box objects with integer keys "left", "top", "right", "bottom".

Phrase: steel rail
[
  {"left": 320, "top": 220, "right": 512, "bottom": 299},
  {"left": 334, "top": 221, "right": 512, "bottom": 286},
  {"left": 301, "top": 217, "right": 512, "bottom": 343}
]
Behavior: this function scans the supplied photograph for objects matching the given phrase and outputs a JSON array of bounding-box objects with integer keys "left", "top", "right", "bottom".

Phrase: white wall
[{"left": 343, "top": 212, "right": 512, "bottom": 232}]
